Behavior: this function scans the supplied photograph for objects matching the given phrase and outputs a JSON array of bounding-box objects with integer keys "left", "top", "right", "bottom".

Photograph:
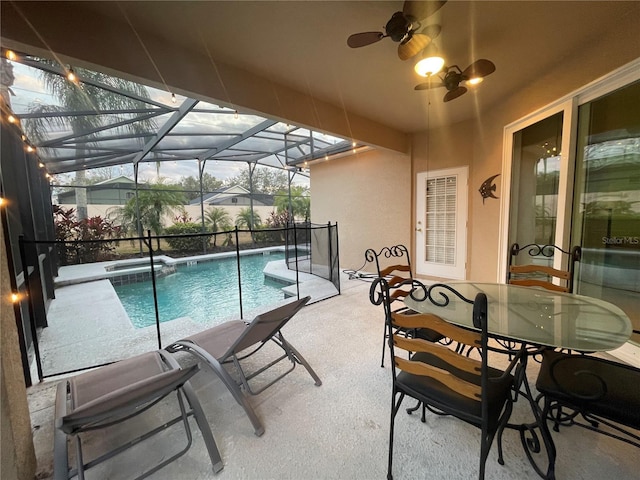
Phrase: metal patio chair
[
  {"left": 507, "top": 243, "right": 582, "bottom": 293},
  {"left": 365, "top": 244, "right": 444, "bottom": 367},
  {"left": 536, "top": 348, "right": 640, "bottom": 453},
  {"left": 504, "top": 242, "right": 583, "bottom": 357},
  {"left": 54, "top": 349, "right": 223, "bottom": 480},
  {"left": 370, "top": 278, "right": 522, "bottom": 480},
  {"left": 165, "top": 296, "right": 321, "bottom": 437}
]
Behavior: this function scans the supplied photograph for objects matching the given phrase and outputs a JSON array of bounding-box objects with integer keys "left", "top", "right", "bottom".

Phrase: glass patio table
[
  {"left": 404, "top": 281, "right": 632, "bottom": 352},
  {"left": 404, "top": 281, "right": 633, "bottom": 480}
]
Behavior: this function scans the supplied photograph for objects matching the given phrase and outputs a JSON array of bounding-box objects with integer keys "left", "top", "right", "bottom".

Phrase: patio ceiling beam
[
  {"left": 143, "top": 151, "right": 206, "bottom": 160},
  {"left": 132, "top": 98, "right": 198, "bottom": 165},
  {"left": 190, "top": 108, "right": 238, "bottom": 114},
  {"left": 18, "top": 56, "right": 173, "bottom": 110},
  {"left": 42, "top": 149, "right": 135, "bottom": 161},
  {"left": 37, "top": 111, "right": 163, "bottom": 147},
  {"left": 289, "top": 140, "right": 354, "bottom": 165},
  {"left": 198, "top": 119, "right": 277, "bottom": 161},
  {"left": 65, "top": 132, "right": 157, "bottom": 144},
  {"left": 17, "top": 108, "right": 164, "bottom": 119},
  {"left": 48, "top": 153, "right": 137, "bottom": 173}
]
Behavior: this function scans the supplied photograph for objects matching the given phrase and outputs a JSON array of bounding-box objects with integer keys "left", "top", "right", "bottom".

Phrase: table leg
[{"left": 507, "top": 348, "right": 557, "bottom": 480}]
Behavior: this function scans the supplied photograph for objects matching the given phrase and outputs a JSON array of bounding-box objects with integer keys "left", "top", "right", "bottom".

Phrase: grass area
[{"left": 112, "top": 232, "right": 263, "bottom": 258}]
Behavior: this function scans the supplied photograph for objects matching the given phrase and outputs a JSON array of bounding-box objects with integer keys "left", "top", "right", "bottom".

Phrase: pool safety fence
[{"left": 15, "top": 223, "right": 339, "bottom": 384}]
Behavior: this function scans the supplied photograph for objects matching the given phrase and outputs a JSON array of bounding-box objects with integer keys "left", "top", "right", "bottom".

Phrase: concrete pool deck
[
  {"left": 28, "top": 272, "right": 639, "bottom": 480},
  {"left": 39, "top": 250, "right": 338, "bottom": 378}
]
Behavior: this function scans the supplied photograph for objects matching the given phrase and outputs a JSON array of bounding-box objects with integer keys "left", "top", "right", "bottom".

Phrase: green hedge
[{"left": 164, "top": 222, "right": 212, "bottom": 251}]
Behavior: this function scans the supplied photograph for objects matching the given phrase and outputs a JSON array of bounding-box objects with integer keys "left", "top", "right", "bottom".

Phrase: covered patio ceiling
[{"left": 2, "top": 50, "right": 354, "bottom": 179}]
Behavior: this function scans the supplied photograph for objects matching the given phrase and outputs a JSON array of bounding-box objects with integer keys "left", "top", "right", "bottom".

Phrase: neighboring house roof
[
  {"left": 188, "top": 192, "right": 217, "bottom": 205},
  {"left": 56, "top": 176, "right": 142, "bottom": 204},
  {"left": 189, "top": 185, "right": 274, "bottom": 206},
  {"left": 93, "top": 175, "right": 136, "bottom": 186}
]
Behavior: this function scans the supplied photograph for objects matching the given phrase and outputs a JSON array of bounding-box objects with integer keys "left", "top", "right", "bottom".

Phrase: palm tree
[
  {"left": 236, "top": 207, "right": 262, "bottom": 244},
  {"left": 22, "top": 61, "right": 156, "bottom": 220},
  {"left": 274, "top": 186, "right": 310, "bottom": 222},
  {"left": 109, "top": 180, "right": 185, "bottom": 250},
  {"left": 201, "top": 207, "right": 232, "bottom": 247}
]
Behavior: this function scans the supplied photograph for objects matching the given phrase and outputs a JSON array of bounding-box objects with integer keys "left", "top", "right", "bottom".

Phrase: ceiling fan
[
  {"left": 347, "top": 1, "right": 447, "bottom": 60},
  {"left": 414, "top": 59, "right": 496, "bottom": 102}
]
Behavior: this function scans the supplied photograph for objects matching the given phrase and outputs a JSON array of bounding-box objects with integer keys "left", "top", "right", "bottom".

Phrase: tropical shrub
[
  {"left": 254, "top": 210, "right": 292, "bottom": 244},
  {"left": 53, "top": 205, "right": 121, "bottom": 264},
  {"left": 164, "top": 222, "right": 211, "bottom": 252}
]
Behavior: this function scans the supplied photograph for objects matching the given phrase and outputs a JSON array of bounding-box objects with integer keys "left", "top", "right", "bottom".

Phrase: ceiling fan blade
[
  {"left": 398, "top": 33, "right": 432, "bottom": 60},
  {"left": 444, "top": 86, "right": 468, "bottom": 102},
  {"left": 403, "top": 1, "right": 447, "bottom": 21},
  {"left": 417, "top": 24, "right": 442, "bottom": 41},
  {"left": 462, "top": 59, "right": 496, "bottom": 79},
  {"left": 347, "top": 32, "right": 385, "bottom": 48},
  {"left": 415, "top": 80, "right": 446, "bottom": 90}
]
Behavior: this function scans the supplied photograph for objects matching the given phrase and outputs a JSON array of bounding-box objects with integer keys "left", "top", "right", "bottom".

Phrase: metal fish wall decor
[{"left": 479, "top": 174, "right": 500, "bottom": 204}]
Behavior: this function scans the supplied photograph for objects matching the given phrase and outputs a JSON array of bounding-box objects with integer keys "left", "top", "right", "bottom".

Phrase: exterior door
[
  {"left": 416, "top": 167, "right": 468, "bottom": 279},
  {"left": 570, "top": 81, "right": 640, "bottom": 328},
  {"left": 501, "top": 67, "right": 640, "bottom": 348}
]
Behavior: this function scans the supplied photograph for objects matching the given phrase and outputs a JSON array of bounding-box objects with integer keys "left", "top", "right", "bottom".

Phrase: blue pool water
[{"left": 113, "top": 252, "right": 287, "bottom": 328}]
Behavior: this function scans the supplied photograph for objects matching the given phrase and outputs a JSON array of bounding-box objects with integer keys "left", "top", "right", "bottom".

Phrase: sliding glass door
[
  {"left": 508, "top": 112, "right": 563, "bottom": 251},
  {"left": 503, "top": 66, "right": 639, "bottom": 344},
  {"left": 571, "top": 81, "right": 640, "bottom": 332}
]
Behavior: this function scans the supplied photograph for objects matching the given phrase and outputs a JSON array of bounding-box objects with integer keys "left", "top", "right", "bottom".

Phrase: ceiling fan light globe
[
  {"left": 466, "top": 77, "right": 483, "bottom": 86},
  {"left": 414, "top": 56, "right": 445, "bottom": 77}
]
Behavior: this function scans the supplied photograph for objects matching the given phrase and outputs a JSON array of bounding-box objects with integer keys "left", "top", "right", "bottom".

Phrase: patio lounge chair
[
  {"left": 54, "top": 349, "right": 223, "bottom": 480},
  {"left": 165, "top": 296, "right": 322, "bottom": 437}
]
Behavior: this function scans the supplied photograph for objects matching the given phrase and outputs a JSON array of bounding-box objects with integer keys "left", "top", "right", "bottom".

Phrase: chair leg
[
  {"left": 180, "top": 382, "right": 224, "bottom": 473},
  {"left": 388, "top": 391, "right": 404, "bottom": 480},
  {"left": 279, "top": 336, "right": 322, "bottom": 386},
  {"left": 54, "top": 381, "right": 70, "bottom": 480},
  {"left": 168, "top": 343, "right": 265, "bottom": 436},
  {"left": 479, "top": 433, "right": 489, "bottom": 480},
  {"left": 209, "top": 360, "right": 265, "bottom": 436},
  {"left": 75, "top": 435, "right": 86, "bottom": 480},
  {"left": 495, "top": 402, "right": 512, "bottom": 466},
  {"left": 381, "top": 326, "right": 387, "bottom": 368}
]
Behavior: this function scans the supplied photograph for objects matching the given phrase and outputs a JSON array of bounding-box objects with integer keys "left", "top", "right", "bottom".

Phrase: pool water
[{"left": 114, "top": 252, "right": 287, "bottom": 328}]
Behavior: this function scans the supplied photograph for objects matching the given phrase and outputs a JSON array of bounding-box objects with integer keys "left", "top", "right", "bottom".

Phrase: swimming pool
[{"left": 113, "top": 252, "right": 288, "bottom": 328}]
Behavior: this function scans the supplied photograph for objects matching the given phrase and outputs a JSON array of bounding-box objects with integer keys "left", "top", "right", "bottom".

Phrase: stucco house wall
[{"left": 311, "top": 148, "right": 412, "bottom": 273}]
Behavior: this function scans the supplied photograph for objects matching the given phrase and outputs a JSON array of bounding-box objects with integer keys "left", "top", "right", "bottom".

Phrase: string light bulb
[
  {"left": 26, "top": 145, "right": 35, "bottom": 153},
  {"left": 11, "top": 293, "right": 19, "bottom": 303},
  {"left": 67, "top": 67, "right": 78, "bottom": 83},
  {"left": 7, "top": 114, "right": 16, "bottom": 123},
  {"left": 234, "top": 110, "right": 239, "bottom": 119},
  {"left": 5, "top": 50, "right": 17, "bottom": 61},
  {"left": 171, "top": 93, "right": 177, "bottom": 104}
]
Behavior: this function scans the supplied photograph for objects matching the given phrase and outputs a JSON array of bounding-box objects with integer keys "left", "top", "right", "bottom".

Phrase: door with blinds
[{"left": 416, "top": 167, "right": 468, "bottom": 279}]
